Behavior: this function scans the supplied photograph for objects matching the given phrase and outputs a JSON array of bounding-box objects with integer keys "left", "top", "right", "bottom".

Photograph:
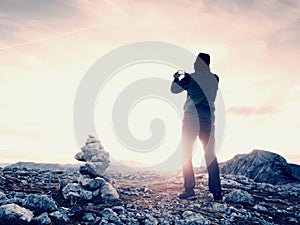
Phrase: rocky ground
[{"left": 0, "top": 162, "right": 299, "bottom": 225}]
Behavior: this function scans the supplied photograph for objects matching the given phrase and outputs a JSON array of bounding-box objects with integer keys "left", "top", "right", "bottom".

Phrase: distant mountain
[
  {"left": 0, "top": 163, "right": 11, "bottom": 168},
  {"left": 4, "top": 161, "right": 80, "bottom": 173},
  {"left": 221, "top": 149, "right": 300, "bottom": 184},
  {"left": 289, "top": 163, "right": 300, "bottom": 181},
  {"left": 118, "top": 160, "right": 149, "bottom": 168}
]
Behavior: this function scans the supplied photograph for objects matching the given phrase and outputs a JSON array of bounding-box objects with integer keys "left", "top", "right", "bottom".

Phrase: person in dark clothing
[{"left": 171, "top": 53, "right": 222, "bottom": 201}]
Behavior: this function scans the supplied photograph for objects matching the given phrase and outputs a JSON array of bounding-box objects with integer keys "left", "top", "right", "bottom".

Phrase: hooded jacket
[{"left": 171, "top": 69, "right": 219, "bottom": 122}]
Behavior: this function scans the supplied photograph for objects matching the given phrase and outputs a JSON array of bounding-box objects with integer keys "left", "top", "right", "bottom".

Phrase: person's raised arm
[{"left": 171, "top": 72, "right": 190, "bottom": 94}]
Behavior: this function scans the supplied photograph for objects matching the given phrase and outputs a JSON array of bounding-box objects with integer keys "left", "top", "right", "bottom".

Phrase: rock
[
  {"left": 253, "top": 204, "right": 268, "bottom": 212},
  {"left": 182, "top": 210, "right": 210, "bottom": 224},
  {"left": 75, "top": 147, "right": 109, "bottom": 163},
  {"left": 22, "top": 194, "right": 57, "bottom": 214},
  {"left": 211, "top": 202, "right": 227, "bottom": 213},
  {"left": 49, "top": 210, "right": 70, "bottom": 223},
  {"left": 100, "top": 208, "right": 123, "bottom": 224},
  {"left": 86, "top": 134, "right": 99, "bottom": 144},
  {"left": 93, "top": 189, "right": 100, "bottom": 197},
  {"left": 82, "top": 212, "right": 96, "bottom": 222},
  {"left": 62, "top": 182, "right": 94, "bottom": 200},
  {"left": 144, "top": 213, "right": 158, "bottom": 225},
  {"left": 80, "top": 162, "right": 109, "bottom": 178},
  {"left": 182, "top": 210, "right": 196, "bottom": 219},
  {"left": 224, "top": 190, "right": 254, "bottom": 205},
  {"left": 0, "top": 203, "right": 34, "bottom": 224},
  {"left": 112, "top": 205, "right": 126, "bottom": 214},
  {"left": 101, "top": 208, "right": 117, "bottom": 220},
  {"left": 0, "top": 175, "right": 5, "bottom": 185},
  {"left": 32, "top": 212, "right": 51, "bottom": 225},
  {"left": 109, "top": 214, "right": 123, "bottom": 224},
  {"left": 289, "top": 163, "right": 300, "bottom": 181},
  {"left": 79, "top": 175, "right": 105, "bottom": 190},
  {"left": 74, "top": 135, "right": 110, "bottom": 177},
  {"left": 80, "top": 189, "right": 93, "bottom": 200},
  {"left": 62, "top": 183, "right": 81, "bottom": 199},
  {"left": 69, "top": 205, "right": 82, "bottom": 218},
  {"left": 0, "top": 191, "right": 8, "bottom": 205},
  {"left": 221, "top": 149, "right": 300, "bottom": 184},
  {"left": 100, "top": 182, "right": 119, "bottom": 201},
  {"left": 2, "top": 196, "right": 23, "bottom": 205}
]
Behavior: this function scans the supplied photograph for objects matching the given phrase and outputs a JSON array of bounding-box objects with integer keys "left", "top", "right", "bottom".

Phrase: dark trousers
[{"left": 181, "top": 115, "right": 222, "bottom": 193}]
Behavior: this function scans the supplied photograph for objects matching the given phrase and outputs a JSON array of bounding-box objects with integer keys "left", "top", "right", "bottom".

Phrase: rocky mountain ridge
[
  {"left": 0, "top": 148, "right": 299, "bottom": 225},
  {"left": 221, "top": 149, "right": 300, "bottom": 184}
]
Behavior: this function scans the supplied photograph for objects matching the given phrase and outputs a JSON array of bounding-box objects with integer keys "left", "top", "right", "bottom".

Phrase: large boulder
[
  {"left": 100, "top": 182, "right": 119, "bottom": 202},
  {"left": 224, "top": 190, "right": 254, "bottom": 205},
  {"left": 79, "top": 162, "right": 110, "bottom": 178},
  {"left": 0, "top": 203, "right": 33, "bottom": 224},
  {"left": 22, "top": 194, "right": 57, "bottom": 214},
  {"left": 221, "top": 149, "right": 300, "bottom": 184},
  {"left": 61, "top": 183, "right": 92, "bottom": 200}
]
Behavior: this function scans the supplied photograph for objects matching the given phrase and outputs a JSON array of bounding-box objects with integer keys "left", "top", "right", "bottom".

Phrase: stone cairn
[{"left": 62, "top": 135, "right": 119, "bottom": 203}]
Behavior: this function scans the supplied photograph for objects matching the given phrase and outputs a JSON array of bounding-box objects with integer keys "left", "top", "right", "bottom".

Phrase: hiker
[{"left": 171, "top": 53, "right": 222, "bottom": 201}]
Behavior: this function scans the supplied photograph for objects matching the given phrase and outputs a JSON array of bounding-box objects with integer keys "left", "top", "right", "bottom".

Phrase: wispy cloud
[
  {"left": 228, "top": 105, "right": 280, "bottom": 116},
  {"left": 0, "top": 21, "right": 112, "bottom": 50}
]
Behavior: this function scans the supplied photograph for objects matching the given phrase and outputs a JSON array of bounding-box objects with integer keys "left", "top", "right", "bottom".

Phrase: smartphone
[{"left": 178, "top": 69, "right": 185, "bottom": 76}]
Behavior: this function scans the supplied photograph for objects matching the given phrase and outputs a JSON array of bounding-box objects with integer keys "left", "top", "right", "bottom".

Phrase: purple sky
[{"left": 0, "top": 0, "right": 299, "bottom": 165}]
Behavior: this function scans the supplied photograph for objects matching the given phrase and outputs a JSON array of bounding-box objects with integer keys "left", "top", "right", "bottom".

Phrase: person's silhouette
[{"left": 171, "top": 53, "right": 222, "bottom": 201}]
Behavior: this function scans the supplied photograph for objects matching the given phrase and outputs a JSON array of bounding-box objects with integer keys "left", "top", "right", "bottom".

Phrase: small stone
[
  {"left": 32, "top": 212, "right": 51, "bottom": 225},
  {"left": 253, "top": 204, "right": 268, "bottom": 212},
  {"left": 211, "top": 202, "right": 227, "bottom": 212},
  {"left": 0, "top": 191, "right": 8, "bottom": 204},
  {"left": 2, "top": 197, "right": 23, "bottom": 205},
  {"left": 289, "top": 217, "right": 298, "bottom": 223},
  {"left": 93, "top": 189, "right": 100, "bottom": 197},
  {"left": 110, "top": 214, "right": 122, "bottom": 224},
  {"left": 101, "top": 208, "right": 117, "bottom": 220},
  {"left": 182, "top": 210, "right": 195, "bottom": 219},
  {"left": 144, "top": 214, "right": 158, "bottom": 225},
  {"left": 69, "top": 205, "right": 82, "bottom": 215},
  {"left": 79, "top": 176, "right": 105, "bottom": 190},
  {"left": 80, "top": 189, "right": 93, "bottom": 200},
  {"left": 62, "top": 183, "right": 81, "bottom": 199},
  {"left": 49, "top": 210, "right": 70, "bottom": 223},
  {"left": 181, "top": 210, "right": 210, "bottom": 224},
  {"left": 82, "top": 213, "right": 96, "bottom": 222},
  {"left": 112, "top": 206, "right": 126, "bottom": 214}
]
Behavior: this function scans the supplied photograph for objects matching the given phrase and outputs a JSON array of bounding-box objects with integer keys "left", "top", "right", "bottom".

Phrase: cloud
[
  {"left": 0, "top": 0, "right": 116, "bottom": 47},
  {"left": 201, "top": 0, "right": 299, "bottom": 17},
  {"left": 228, "top": 105, "right": 280, "bottom": 116},
  {"left": 0, "top": 0, "right": 80, "bottom": 46},
  {"left": 0, "top": 0, "right": 81, "bottom": 19},
  {"left": 201, "top": 0, "right": 300, "bottom": 51}
]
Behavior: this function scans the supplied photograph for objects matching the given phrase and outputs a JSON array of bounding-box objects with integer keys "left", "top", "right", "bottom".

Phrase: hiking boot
[
  {"left": 213, "top": 192, "right": 223, "bottom": 202},
  {"left": 178, "top": 189, "right": 197, "bottom": 200}
]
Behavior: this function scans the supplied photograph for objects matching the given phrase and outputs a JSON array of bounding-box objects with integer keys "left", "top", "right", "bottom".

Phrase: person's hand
[{"left": 173, "top": 72, "right": 180, "bottom": 79}]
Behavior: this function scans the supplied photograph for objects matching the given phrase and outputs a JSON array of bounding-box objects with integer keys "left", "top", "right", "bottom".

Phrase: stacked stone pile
[{"left": 62, "top": 135, "right": 119, "bottom": 202}]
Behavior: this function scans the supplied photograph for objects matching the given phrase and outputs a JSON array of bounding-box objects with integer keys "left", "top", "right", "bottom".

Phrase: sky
[{"left": 0, "top": 0, "right": 299, "bottom": 168}]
